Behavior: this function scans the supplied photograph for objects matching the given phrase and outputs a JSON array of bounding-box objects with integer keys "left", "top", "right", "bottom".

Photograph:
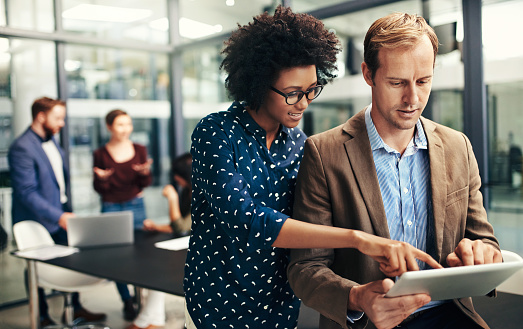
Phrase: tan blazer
[{"left": 288, "top": 109, "right": 499, "bottom": 329}]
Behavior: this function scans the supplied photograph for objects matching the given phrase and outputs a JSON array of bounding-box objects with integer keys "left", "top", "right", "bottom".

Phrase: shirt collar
[
  {"left": 29, "top": 127, "right": 53, "bottom": 143},
  {"left": 229, "top": 101, "right": 294, "bottom": 141},
  {"left": 364, "top": 104, "right": 428, "bottom": 153}
]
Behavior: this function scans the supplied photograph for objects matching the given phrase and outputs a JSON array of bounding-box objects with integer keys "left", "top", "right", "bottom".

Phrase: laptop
[{"left": 68, "top": 211, "right": 134, "bottom": 248}]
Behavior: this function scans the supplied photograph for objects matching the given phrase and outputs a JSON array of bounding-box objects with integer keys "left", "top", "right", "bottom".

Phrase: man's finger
[
  {"left": 405, "top": 251, "right": 420, "bottom": 272},
  {"left": 473, "top": 241, "right": 485, "bottom": 265},
  {"left": 413, "top": 249, "right": 442, "bottom": 269},
  {"left": 447, "top": 252, "right": 464, "bottom": 267}
]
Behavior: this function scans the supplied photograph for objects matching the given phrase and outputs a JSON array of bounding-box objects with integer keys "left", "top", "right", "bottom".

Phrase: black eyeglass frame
[{"left": 270, "top": 85, "right": 324, "bottom": 105}]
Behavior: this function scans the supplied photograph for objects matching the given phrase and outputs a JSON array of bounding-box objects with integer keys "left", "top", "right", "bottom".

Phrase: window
[{"left": 6, "top": 0, "right": 54, "bottom": 32}]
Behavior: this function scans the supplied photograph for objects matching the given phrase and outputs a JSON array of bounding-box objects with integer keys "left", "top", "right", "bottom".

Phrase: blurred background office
[{"left": 1, "top": 0, "right": 522, "bottom": 318}]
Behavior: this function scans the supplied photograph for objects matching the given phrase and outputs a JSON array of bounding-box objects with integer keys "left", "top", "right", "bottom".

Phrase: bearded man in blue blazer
[{"left": 8, "top": 97, "right": 106, "bottom": 327}]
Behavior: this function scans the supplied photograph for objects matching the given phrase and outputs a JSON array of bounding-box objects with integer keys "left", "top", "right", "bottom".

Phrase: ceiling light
[
  {"left": 179, "top": 17, "right": 223, "bottom": 39},
  {"left": 226, "top": 0, "right": 235, "bottom": 6},
  {"left": 62, "top": 4, "right": 152, "bottom": 23},
  {"left": 149, "top": 18, "right": 169, "bottom": 31}
]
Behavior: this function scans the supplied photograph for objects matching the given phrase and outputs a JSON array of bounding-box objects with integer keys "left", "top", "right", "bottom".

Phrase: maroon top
[{"left": 93, "top": 143, "right": 152, "bottom": 203}]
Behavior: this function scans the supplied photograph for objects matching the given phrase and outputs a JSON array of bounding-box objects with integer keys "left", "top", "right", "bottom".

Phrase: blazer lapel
[
  {"left": 343, "top": 110, "right": 390, "bottom": 239},
  {"left": 28, "top": 131, "right": 60, "bottom": 188},
  {"left": 422, "top": 118, "right": 446, "bottom": 262}
]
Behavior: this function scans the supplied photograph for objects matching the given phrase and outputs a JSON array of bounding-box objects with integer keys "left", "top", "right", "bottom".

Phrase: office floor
[{"left": 0, "top": 253, "right": 187, "bottom": 329}]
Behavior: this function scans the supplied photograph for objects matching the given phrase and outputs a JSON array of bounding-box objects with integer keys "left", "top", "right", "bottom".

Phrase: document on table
[
  {"left": 14, "top": 245, "right": 79, "bottom": 260},
  {"left": 154, "top": 236, "right": 190, "bottom": 251}
]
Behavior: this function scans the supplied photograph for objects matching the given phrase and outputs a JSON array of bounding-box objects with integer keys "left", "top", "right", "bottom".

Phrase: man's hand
[
  {"left": 349, "top": 279, "right": 431, "bottom": 329},
  {"left": 58, "top": 212, "right": 76, "bottom": 230},
  {"left": 356, "top": 232, "right": 442, "bottom": 277},
  {"left": 132, "top": 159, "right": 153, "bottom": 175},
  {"left": 447, "top": 238, "right": 502, "bottom": 267},
  {"left": 93, "top": 167, "right": 114, "bottom": 180}
]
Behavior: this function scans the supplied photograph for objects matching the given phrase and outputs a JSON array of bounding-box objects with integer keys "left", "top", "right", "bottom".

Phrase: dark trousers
[
  {"left": 23, "top": 227, "right": 81, "bottom": 320},
  {"left": 396, "top": 302, "right": 483, "bottom": 329}
]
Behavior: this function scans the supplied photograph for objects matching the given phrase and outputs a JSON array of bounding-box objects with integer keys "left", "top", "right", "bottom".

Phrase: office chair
[
  {"left": 13, "top": 220, "right": 109, "bottom": 329},
  {"left": 497, "top": 249, "right": 523, "bottom": 295}
]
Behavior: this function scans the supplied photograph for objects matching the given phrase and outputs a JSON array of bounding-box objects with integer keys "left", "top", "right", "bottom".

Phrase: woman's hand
[
  {"left": 132, "top": 158, "right": 153, "bottom": 175},
  {"left": 355, "top": 231, "right": 443, "bottom": 277},
  {"left": 93, "top": 167, "right": 114, "bottom": 180},
  {"left": 142, "top": 219, "right": 158, "bottom": 231}
]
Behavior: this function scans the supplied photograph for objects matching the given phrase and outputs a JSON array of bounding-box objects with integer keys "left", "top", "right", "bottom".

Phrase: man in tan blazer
[{"left": 287, "top": 13, "right": 501, "bottom": 329}]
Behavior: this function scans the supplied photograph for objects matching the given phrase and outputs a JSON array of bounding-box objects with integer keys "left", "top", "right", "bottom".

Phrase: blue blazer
[{"left": 8, "top": 128, "right": 71, "bottom": 234}]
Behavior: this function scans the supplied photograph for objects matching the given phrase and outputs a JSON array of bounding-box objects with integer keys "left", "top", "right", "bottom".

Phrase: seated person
[{"left": 142, "top": 152, "right": 192, "bottom": 237}]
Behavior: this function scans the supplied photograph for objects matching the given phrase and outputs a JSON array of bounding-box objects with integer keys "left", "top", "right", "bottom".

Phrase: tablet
[{"left": 385, "top": 261, "right": 523, "bottom": 301}]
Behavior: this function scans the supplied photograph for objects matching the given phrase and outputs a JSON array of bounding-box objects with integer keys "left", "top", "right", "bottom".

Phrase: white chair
[
  {"left": 13, "top": 220, "right": 109, "bottom": 329},
  {"left": 497, "top": 249, "right": 523, "bottom": 295}
]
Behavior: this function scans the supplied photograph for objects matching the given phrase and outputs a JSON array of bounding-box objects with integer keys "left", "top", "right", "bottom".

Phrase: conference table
[
  {"left": 16, "top": 231, "right": 186, "bottom": 329},
  {"left": 14, "top": 230, "right": 523, "bottom": 329}
]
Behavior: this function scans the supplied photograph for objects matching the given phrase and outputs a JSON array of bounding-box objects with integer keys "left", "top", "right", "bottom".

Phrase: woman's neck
[
  {"left": 105, "top": 139, "right": 135, "bottom": 163},
  {"left": 107, "top": 137, "right": 132, "bottom": 147},
  {"left": 247, "top": 107, "right": 280, "bottom": 149}
]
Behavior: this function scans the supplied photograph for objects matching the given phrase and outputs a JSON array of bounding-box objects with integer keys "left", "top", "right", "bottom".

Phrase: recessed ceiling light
[
  {"left": 149, "top": 18, "right": 169, "bottom": 31},
  {"left": 179, "top": 17, "right": 223, "bottom": 39},
  {"left": 63, "top": 4, "right": 152, "bottom": 23}
]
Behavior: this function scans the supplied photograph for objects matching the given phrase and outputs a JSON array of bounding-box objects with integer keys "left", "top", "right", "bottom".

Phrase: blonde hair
[{"left": 364, "top": 12, "right": 439, "bottom": 80}]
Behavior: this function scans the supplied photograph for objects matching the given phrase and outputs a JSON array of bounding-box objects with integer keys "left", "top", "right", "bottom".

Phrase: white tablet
[{"left": 385, "top": 261, "right": 523, "bottom": 301}]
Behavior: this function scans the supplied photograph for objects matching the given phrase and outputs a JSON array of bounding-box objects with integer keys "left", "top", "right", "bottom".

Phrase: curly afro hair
[{"left": 220, "top": 5, "right": 341, "bottom": 111}]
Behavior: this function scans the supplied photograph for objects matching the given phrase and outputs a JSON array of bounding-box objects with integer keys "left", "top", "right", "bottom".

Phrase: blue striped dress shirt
[
  {"left": 364, "top": 105, "right": 446, "bottom": 314},
  {"left": 365, "top": 106, "right": 431, "bottom": 262}
]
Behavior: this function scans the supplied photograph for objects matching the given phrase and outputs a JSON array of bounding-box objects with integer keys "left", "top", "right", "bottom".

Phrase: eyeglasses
[{"left": 270, "top": 85, "right": 324, "bottom": 105}]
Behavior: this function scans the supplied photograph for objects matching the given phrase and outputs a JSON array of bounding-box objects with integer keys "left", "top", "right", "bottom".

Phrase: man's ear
[
  {"left": 361, "top": 62, "right": 374, "bottom": 87},
  {"left": 35, "top": 111, "right": 46, "bottom": 123}
]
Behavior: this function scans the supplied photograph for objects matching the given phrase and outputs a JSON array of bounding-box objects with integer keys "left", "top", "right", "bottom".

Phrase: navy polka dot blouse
[{"left": 184, "top": 102, "right": 306, "bottom": 328}]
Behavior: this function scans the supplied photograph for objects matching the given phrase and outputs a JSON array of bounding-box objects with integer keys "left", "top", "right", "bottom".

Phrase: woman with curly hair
[{"left": 184, "top": 6, "right": 440, "bottom": 328}]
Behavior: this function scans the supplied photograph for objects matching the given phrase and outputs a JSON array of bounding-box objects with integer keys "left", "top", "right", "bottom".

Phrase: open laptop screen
[{"left": 67, "top": 211, "right": 134, "bottom": 248}]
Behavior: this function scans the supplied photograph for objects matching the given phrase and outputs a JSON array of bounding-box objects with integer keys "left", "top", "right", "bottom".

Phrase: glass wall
[
  {"left": 0, "top": 37, "right": 58, "bottom": 304},
  {"left": 484, "top": 0, "right": 523, "bottom": 254},
  {"left": 0, "top": 2, "right": 5, "bottom": 26},
  {"left": 64, "top": 45, "right": 171, "bottom": 219},
  {"left": 181, "top": 44, "right": 228, "bottom": 150},
  {"left": 6, "top": 0, "right": 54, "bottom": 31}
]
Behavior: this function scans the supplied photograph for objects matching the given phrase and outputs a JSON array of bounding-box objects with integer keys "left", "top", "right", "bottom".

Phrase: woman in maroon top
[{"left": 93, "top": 109, "right": 152, "bottom": 321}]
